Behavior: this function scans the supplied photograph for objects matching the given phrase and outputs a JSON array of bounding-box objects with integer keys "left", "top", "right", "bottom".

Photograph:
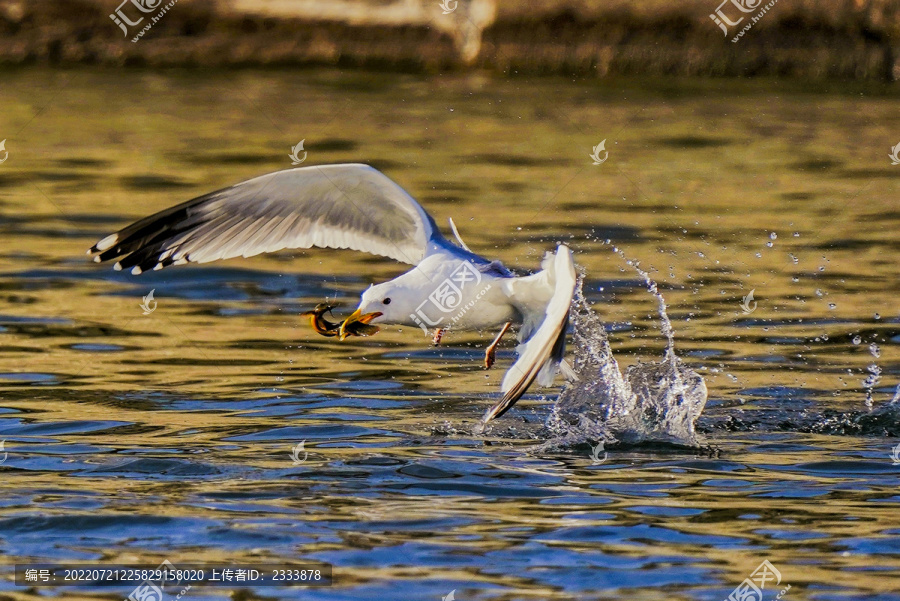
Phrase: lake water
[{"left": 0, "top": 68, "right": 898, "bottom": 600}]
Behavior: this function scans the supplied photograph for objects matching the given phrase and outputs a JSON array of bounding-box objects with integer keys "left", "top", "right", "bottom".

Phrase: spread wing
[{"left": 88, "top": 164, "right": 444, "bottom": 274}]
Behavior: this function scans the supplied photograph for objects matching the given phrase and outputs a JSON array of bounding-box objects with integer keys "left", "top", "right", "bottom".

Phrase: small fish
[
  {"left": 301, "top": 303, "right": 342, "bottom": 336},
  {"left": 301, "top": 303, "right": 380, "bottom": 338}
]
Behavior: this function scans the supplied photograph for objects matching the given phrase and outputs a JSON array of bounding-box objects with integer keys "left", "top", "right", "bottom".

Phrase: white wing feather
[{"left": 89, "top": 164, "right": 442, "bottom": 273}]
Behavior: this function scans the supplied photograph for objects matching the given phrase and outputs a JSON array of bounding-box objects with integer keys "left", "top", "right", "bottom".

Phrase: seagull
[{"left": 88, "top": 164, "right": 577, "bottom": 423}]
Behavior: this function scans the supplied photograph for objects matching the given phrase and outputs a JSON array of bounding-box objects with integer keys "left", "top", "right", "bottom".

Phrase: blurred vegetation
[{"left": 0, "top": 0, "right": 897, "bottom": 79}]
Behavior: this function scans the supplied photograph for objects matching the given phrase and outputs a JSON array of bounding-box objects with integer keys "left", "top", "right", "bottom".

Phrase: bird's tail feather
[
  {"left": 536, "top": 309, "right": 568, "bottom": 386},
  {"left": 482, "top": 245, "right": 576, "bottom": 423},
  {"left": 531, "top": 245, "right": 574, "bottom": 387}
]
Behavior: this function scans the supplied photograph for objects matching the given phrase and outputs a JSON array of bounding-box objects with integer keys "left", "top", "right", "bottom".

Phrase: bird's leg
[
  {"left": 432, "top": 328, "right": 446, "bottom": 346},
  {"left": 484, "top": 321, "right": 512, "bottom": 369}
]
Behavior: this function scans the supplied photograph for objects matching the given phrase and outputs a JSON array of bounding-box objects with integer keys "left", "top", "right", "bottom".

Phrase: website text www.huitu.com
[
  {"left": 731, "top": 0, "right": 779, "bottom": 43},
  {"left": 131, "top": 0, "right": 179, "bottom": 43}
]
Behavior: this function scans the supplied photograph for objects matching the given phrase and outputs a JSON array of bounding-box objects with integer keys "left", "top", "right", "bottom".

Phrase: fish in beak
[
  {"left": 338, "top": 308, "right": 382, "bottom": 341},
  {"left": 301, "top": 303, "right": 342, "bottom": 337}
]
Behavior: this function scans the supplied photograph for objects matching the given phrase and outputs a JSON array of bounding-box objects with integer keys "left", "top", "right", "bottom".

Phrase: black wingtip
[{"left": 481, "top": 388, "right": 525, "bottom": 424}]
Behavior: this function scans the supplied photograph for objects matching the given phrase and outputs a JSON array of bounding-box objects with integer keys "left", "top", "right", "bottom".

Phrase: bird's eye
[{"left": 382, "top": 298, "right": 392, "bottom": 305}]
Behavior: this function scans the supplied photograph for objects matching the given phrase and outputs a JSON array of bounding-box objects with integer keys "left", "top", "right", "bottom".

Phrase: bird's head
[{"left": 338, "top": 282, "right": 408, "bottom": 340}]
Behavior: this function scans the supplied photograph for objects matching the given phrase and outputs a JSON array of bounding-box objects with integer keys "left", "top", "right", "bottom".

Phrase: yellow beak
[{"left": 339, "top": 308, "right": 383, "bottom": 341}]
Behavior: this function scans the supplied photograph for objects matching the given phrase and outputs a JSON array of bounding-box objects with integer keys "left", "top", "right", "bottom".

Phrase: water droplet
[
  {"left": 828, "top": 303, "right": 836, "bottom": 310},
  {"left": 815, "top": 289, "right": 824, "bottom": 297},
  {"left": 874, "top": 313, "right": 881, "bottom": 320},
  {"left": 755, "top": 252, "right": 762, "bottom": 258},
  {"left": 791, "top": 277, "right": 799, "bottom": 283},
  {"left": 770, "top": 232, "right": 777, "bottom": 240},
  {"left": 793, "top": 232, "right": 800, "bottom": 237},
  {"left": 766, "top": 241, "right": 774, "bottom": 248},
  {"left": 852, "top": 336, "right": 861, "bottom": 345},
  {"left": 870, "top": 343, "right": 881, "bottom": 358}
]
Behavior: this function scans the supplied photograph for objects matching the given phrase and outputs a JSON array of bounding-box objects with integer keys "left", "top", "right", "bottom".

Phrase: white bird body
[
  {"left": 360, "top": 251, "right": 520, "bottom": 331},
  {"left": 89, "top": 163, "right": 577, "bottom": 423}
]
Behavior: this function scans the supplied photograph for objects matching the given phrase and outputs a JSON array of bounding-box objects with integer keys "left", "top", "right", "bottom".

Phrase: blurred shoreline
[{"left": 0, "top": 0, "right": 898, "bottom": 80}]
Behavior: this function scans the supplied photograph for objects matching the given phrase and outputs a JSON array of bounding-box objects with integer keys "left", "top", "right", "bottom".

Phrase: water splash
[
  {"left": 543, "top": 257, "right": 707, "bottom": 450},
  {"left": 863, "top": 343, "right": 882, "bottom": 411},
  {"left": 799, "top": 383, "right": 900, "bottom": 438}
]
